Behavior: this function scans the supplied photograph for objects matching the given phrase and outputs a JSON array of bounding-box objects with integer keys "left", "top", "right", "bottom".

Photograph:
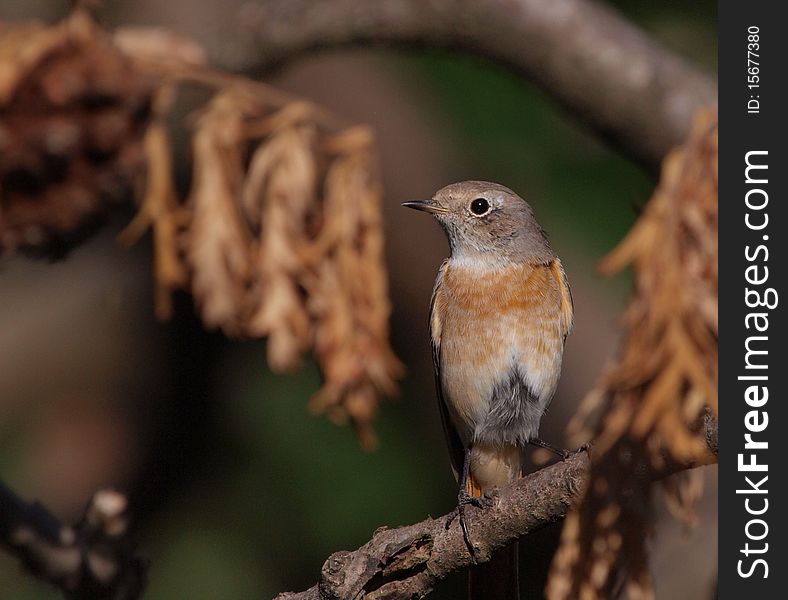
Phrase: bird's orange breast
[{"left": 432, "top": 259, "right": 571, "bottom": 444}]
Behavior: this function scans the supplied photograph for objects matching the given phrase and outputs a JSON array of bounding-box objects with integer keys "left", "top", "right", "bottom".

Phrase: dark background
[{"left": 0, "top": 1, "right": 716, "bottom": 598}]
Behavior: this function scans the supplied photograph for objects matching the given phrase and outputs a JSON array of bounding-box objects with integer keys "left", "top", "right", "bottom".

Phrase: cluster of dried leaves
[
  {"left": 176, "top": 91, "right": 403, "bottom": 446},
  {"left": 0, "top": 11, "right": 153, "bottom": 256},
  {"left": 0, "top": 9, "right": 403, "bottom": 446},
  {"left": 547, "top": 108, "right": 718, "bottom": 600}
]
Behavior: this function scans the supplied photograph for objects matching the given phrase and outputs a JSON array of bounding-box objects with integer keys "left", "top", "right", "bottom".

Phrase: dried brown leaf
[
  {"left": 118, "top": 87, "right": 187, "bottom": 319},
  {"left": 244, "top": 124, "right": 317, "bottom": 371},
  {"left": 113, "top": 27, "right": 207, "bottom": 68},
  {"left": 186, "top": 92, "right": 252, "bottom": 334}
]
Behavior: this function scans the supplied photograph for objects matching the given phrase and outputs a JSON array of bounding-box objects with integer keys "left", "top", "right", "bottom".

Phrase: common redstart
[{"left": 404, "top": 181, "right": 573, "bottom": 600}]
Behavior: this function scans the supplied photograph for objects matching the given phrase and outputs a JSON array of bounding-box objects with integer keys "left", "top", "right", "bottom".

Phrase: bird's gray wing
[{"left": 429, "top": 260, "right": 465, "bottom": 480}]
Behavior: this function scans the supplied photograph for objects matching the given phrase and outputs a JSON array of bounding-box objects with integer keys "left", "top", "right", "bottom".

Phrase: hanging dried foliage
[
  {"left": 0, "top": 11, "right": 153, "bottom": 256},
  {"left": 547, "top": 108, "right": 718, "bottom": 600},
  {"left": 0, "top": 8, "right": 403, "bottom": 446},
  {"left": 309, "top": 128, "right": 402, "bottom": 445},
  {"left": 179, "top": 89, "right": 404, "bottom": 446}
]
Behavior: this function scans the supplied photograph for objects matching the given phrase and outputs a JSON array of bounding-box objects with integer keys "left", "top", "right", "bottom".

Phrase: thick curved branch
[
  {"left": 0, "top": 483, "right": 146, "bottom": 600},
  {"left": 219, "top": 0, "right": 716, "bottom": 171},
  {"left": 274, "top": 412, "right": 717, "bottom": 600}
]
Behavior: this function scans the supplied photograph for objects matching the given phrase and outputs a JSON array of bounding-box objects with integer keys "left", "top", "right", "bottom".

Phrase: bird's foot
[
  {"left": 569, "top": 440, "right": 593, "bottom": 457},
  {"left": 530, "top": 438, "right": 592, "bottom": 461},
  {"left": 445, "top": 489, "right": 492, "bottom": 560}
]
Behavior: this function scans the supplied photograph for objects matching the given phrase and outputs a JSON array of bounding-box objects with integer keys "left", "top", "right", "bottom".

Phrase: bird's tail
[{"left": 466, "top": 474, "right": 519, "bottom": 600}]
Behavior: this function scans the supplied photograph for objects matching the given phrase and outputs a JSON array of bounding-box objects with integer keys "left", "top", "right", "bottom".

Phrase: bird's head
[{"left": 403, "top": 181, "right": 554, "bottom": 264}]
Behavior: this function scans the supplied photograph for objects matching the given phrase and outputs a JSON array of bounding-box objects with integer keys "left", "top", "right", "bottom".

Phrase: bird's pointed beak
[{"left": 401, "top": 200, "right": 446, "bottom": 215}]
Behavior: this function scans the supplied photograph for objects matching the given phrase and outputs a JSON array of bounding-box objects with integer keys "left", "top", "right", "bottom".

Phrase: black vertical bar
[{"left": 719, "top": 2, "right": 786, "bottom": 597}]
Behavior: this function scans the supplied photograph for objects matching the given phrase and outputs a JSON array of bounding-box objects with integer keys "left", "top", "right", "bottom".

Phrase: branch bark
[
  {"left": 274, "top": 412, "right": 717, "bottom": 600},
  {"left": 218, "top": 0, "right": 716, "bottom": 172},
  {"left": 0, "top": 483, "right": 146, "bottom": 600}
]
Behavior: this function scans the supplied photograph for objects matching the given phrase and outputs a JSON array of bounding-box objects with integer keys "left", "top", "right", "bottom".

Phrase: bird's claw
[
  {"left": 530, "top": 437, "right": 592, "bottom": 461},
  {"left": 563, "top": 441, "right": 593, "bottom": 460},
  {"left": 445, "top": 490, "right": 492, "bottom": 560},
  {"left": 460, "top": 489, "right": 492, "bottom": 509}
]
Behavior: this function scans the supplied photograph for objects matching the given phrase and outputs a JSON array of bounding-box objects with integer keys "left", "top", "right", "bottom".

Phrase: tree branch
[
  {"left": 0, "top": 483, "right": 146, "bottom": 600},
  {"left": 218, "top": 0, "right": 716, "bottom": 172},
  {"left": 273, "top": 412, "right": 717, "bottom": 600}
]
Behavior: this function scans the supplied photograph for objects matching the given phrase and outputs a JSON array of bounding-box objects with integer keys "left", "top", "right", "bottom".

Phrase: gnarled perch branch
[
  {"left": 217, "top": 0, "right": 716, "bottom": 171},
  {"left": 274, "top": 412, "right": 717, "bottom": 600}
]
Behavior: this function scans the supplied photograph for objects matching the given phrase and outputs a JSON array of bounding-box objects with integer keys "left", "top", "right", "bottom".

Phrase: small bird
[{"left": 404, "top": 181, "right": 573, "bottom": 600}]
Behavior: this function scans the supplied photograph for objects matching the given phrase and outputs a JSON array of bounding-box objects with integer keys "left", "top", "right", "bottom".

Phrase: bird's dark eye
[{"left": 470, "top": 198, "right": 490, "bottom": 215}]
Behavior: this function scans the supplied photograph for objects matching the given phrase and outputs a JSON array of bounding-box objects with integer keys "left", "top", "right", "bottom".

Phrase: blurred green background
[{"left": 0, "top": 1, "right": 716, "bottom": 598}]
